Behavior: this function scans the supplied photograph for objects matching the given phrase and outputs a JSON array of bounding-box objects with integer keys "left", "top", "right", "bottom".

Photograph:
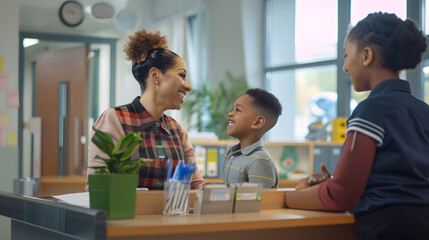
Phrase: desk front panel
[{"left": 107, "top": 209, "right": 357, "bottom": 240}]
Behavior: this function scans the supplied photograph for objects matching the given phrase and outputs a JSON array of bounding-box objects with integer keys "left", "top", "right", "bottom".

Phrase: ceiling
[
  {"left": 19, "top": 0, "right": 152, "bottom": 60},
  {"left": 19, "top": 0, "right": 149, "bottom": 39}
]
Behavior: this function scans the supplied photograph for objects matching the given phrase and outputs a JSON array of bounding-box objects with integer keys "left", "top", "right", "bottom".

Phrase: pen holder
[{"left": 163, "top": 179, "right": 191, "bottom": 216}]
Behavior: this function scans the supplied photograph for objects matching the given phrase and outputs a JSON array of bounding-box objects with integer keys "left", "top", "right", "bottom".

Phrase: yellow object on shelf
[
  {"left": 331, "top": 129, "right": 346, "bottom": 142},
  {"left": 331, "top": 118, "right": 347, "bottom": 143},
  {"left": 332, "top": 118, "right": 347, "bottom": 130}
]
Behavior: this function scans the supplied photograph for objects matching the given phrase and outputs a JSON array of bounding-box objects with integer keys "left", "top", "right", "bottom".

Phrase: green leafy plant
[
  {"left": 182, "top": 71, "right": 248, "bottom": 139},
  {"left": 90, "top": 127, "right": 153, "bottom": 174}
]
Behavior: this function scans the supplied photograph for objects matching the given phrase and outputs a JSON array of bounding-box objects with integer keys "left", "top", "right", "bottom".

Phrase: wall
[
  {"left": 241, "top": 0, "right": 264, "bottom": 88},
  {"left": 150, "top": 0, "right": 249, "bottom": 85},
  {"left": 0, "top": 0, "right": 20, "bottom": 191},
  {"left": 115, "top": 0, "right": 153, "bottom": 106},
  {"left": 0, "top": 0, "right": 19, "bottom": 238},
  {"left": 206, "top": 0, "right": 246, "bottom": 84},
  {"left": 152, "top": 0, "right": 199, "bottom": 20}
]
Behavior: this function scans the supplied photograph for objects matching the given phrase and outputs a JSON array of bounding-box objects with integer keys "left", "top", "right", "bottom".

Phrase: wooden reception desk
[
  {"left": 37, "top": 176, "right": 300, "bottom": 196},
  {"left": 0, "top": 189, "right": 358, "bottom": 240}
]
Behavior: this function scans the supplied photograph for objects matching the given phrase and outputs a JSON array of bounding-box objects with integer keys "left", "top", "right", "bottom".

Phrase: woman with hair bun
[
  {"left": 285, "top": 12, "right": 429, "bottom": 239},
  {"left": 86, "top": 29, "right": 204, "bottom": 190}
]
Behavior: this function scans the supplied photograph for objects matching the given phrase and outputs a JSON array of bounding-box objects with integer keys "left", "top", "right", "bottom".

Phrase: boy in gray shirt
[{"left": 223, "top": 89, "right": 282, "bottom": 188}]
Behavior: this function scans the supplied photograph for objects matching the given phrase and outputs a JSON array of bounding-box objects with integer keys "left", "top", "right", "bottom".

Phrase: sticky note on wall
[
  {"left": 0, "top": 56, "right": 3, "bottom": 71},
  {"left": 0, "top": 112, "right": 8, "bottom": 128},
  {"left": 0, "top": 72, "right": 8, "bottom": 90},
  {"left": 8, "top": 90, "right": 19, "bottom": 108},
  {"left": 0, "top": 130, "right": 3, "bottom": 147},
  {"left": 6, "top": 131, "right": 17, "bottom": 146}
]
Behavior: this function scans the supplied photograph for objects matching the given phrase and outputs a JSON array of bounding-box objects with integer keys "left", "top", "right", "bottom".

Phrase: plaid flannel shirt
[
  {"left": 115, "top": 97, "right": 192, "bottom": 189},
  {"left": 87, "top": 96, "right": 204, "bottom": 190}
]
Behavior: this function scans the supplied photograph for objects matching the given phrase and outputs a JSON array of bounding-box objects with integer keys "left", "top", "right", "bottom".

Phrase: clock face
[{"left": 59, "top": 1, "right": 84, "bottom": 27}]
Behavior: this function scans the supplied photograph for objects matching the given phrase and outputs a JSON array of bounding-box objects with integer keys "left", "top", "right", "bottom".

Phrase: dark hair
[
  {"left": 347, "top": 12, "right": 427, "bottom": 72},
  {"left": 246, "top": 88, "right": 282, "bottom": 126},
  {"left": 131, "top": 49, "right": 178, "bottom": 92},
  {"left": 123, "top": 29, "right": 179, "bottom": 92}
]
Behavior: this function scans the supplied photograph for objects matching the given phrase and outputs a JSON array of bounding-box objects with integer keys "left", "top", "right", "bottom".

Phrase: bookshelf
[
  {"left": 191, "top": 140, "right": 344, "bottom": 185},
  {"left": 37, "top": 141, "right": 343, "bottom": 196}
]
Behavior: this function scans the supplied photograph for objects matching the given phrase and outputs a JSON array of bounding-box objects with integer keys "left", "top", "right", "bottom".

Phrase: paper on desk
[
  {"left": 54, "top": 192, "right": 90, "bottom": 208},
  {"left": 53, "top": 188, "right": 148, "bottom": 208}
]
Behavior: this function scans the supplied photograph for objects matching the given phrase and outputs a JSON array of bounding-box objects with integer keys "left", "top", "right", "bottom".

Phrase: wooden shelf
[
  {"left": 191, "top": 140, "right": 343, "bottom": 147},
  {"left": 39, "top": 176, "right": 86, "bottom": 196}
]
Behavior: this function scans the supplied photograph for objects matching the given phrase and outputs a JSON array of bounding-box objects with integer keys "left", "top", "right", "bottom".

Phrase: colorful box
[
  {"left": 331, "top": 129, "right": 346, "bottom": 142},
  {"left": 332, "top": 118, "right": 347, "bottom": 130}
]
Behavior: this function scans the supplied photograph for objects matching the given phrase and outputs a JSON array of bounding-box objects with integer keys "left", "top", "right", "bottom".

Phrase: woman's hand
[{"left": 295, "top": 163, "right": 331, "bottom": 190}]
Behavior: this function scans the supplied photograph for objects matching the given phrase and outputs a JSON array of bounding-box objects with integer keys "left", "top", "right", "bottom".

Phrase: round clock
[{"left": 59, "top": 1, "right": 84, "bottom": 27}]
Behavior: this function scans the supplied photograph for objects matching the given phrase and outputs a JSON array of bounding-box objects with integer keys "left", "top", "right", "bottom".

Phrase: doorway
[
  {"left": 36, "top": 45, "right": 87, "bottom": 176},
  {"left": 19, "top": 32, "right": 117, "bottom": 178}
]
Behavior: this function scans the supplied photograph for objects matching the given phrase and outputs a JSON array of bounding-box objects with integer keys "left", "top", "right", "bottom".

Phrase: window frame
[{"left": 263, "top": 0, "right": 426, "bottom": 141}]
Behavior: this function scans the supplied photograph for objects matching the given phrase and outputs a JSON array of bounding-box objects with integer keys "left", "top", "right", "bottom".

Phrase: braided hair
[
  {"left": 123, "top": 29, "right": 179, "bottom": 92},
  {"left": 348, "top": 12, "right": 427, "bottom": 72}
]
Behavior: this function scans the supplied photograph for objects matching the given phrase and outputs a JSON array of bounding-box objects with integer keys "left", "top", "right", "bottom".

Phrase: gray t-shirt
[{"left": 223, "top": 139, "right": 278, "bottom": 188}]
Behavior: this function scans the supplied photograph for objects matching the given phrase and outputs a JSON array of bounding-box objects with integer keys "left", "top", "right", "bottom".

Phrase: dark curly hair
[
  {"left": 123, "top": 29, "right": 179, "bottom": 92},
  {"left": 246, "top": 88, "right": 282, "bottom": 129},
  {"left": 347, "top": 12, "right": 427, "bottom": 72}
]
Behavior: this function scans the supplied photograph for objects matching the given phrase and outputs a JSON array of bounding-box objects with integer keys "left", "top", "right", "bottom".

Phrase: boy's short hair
[{"left": 246, "top": 88, "right": 282, "bottom": 129}]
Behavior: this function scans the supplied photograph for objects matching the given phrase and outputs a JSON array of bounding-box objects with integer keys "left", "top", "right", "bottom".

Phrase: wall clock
[{"left": 59, "top": 1, "right": 84, "bottom": 27}]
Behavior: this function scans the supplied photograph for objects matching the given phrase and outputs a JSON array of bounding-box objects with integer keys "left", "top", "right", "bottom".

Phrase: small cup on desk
[{"left": 163, "top": 179, "right": 191, "bottom": 216}]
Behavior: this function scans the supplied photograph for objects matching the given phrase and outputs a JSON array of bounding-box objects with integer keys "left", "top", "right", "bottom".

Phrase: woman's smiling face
[{"left": 157, "top": 57, "right": 192, "bottom": 110}]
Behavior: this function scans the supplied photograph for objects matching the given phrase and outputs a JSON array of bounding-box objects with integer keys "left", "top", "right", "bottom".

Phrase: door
[{"left": 35, "top": 45, "right": 88, "bottom": 176}]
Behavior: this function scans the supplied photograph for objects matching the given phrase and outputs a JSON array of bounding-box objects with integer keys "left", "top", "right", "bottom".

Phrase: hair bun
[{"left": 124, "top": 29, "right": 169, "bottom": 64}]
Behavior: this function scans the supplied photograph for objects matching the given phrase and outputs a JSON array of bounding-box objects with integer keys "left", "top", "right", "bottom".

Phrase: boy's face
[{"left": 226, "top": 94, "right": 257, "bottom": 139}]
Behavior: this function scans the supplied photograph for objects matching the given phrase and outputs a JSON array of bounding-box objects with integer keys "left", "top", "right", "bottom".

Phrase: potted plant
[{"left": 88, "top": 127, "right": 152, "bottom": 220}]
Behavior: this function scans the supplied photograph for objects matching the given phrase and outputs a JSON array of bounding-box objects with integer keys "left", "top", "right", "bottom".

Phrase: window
[
  {"left": 426, "top": 0, "right": 429, "bottom": 34},
  {"left": 424, "top": 1, "right": 429, "bottom": 102},
  {"left": 266, "top": 0, "right": 337, "bottom": 67},
  {"left": 265, "top": 0, "right": 424, "bottom": 141},
  {"left": 188, "top": 15, "right": 198, "bottom": 88},
  {"left": 265, "top": 0, "right": 338, "bottom": 141},
  {"left": 422, "top": 60, "right": 429, "bottom": 103},
  {"left": 351, "top": 0, "right": 406, "bottom": 26},
  {"left": 267, "top": 65, "right": 337, "bottom": 141}
]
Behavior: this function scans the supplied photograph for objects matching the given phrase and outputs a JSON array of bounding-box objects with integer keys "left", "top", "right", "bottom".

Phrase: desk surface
[
  {"left": 1, "top": 188, "right": 357, "bottom": 240},
  {"left": 38, "top": 176, "right": 300, "bottom": 196},
  {"left": 108, "top": 208, "right": 354, "bottom": 238}
]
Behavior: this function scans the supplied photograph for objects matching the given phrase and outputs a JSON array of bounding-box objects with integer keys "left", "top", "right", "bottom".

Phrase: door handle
[{"left": 74, "top": 117, "right": 79, "bottom": 171}]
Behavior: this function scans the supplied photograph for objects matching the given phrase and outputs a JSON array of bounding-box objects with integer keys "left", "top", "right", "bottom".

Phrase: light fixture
[
  {"left": 23, "top": 38, "right": 39, "bottom": 48},
  {"left": 115, "top": 9, "right": 136, "bottom": 32},
  {"left": 91, "top": 2, "right": 115, "bottom": 20},
  {"left": 423, "top": 66, "right": 429, "bottom": 76}
]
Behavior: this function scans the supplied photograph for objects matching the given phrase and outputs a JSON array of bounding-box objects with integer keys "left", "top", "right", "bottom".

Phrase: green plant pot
[{"left": 88, "top": 174, "right": 138, "bottom": 220}]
